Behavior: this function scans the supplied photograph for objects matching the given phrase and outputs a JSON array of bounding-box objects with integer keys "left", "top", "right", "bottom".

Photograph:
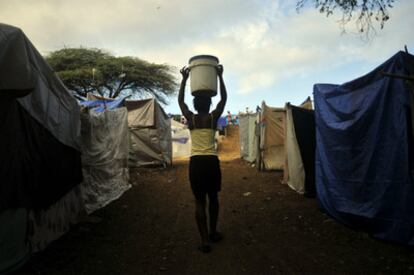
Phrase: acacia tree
[
  {"left": 45, "top": 48, "right": 177, "bottom": 104},
  {"left": 296, "top": 0, "right": 395, "bottom": 39}
]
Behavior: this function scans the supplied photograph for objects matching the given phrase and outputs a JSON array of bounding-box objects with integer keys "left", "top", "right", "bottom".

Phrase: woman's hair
[{"left": 193, "top": 94, "right": 211, "bottom": 113}]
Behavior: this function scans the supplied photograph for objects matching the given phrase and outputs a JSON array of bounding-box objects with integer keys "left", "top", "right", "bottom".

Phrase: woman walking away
[{"left": 178, "top": 64, "right": 227, "bottom": 253}]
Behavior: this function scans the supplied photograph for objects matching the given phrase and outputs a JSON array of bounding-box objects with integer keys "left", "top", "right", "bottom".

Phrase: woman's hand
[
  {"left": 216, "top": 64, "right": 224, "bottom": 77},
  {"left": 180, "top": 66, "right": 190, "bottom": 80}
]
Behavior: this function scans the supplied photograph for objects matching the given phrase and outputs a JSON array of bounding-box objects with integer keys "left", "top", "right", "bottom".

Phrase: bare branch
[{"left": 297, "top": 0, "right": 394, "bottom": 40}]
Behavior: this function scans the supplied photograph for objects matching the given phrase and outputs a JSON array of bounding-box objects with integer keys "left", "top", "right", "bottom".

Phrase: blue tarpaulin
[
  {"left": 80, "top": 97, "right": 125, "bottom": 112},
  {"left": 314, "top": 51, "right": 414, "bottom": 246},
  {"left": 217, "top": 117, "right": 227, "bottom": 130}
]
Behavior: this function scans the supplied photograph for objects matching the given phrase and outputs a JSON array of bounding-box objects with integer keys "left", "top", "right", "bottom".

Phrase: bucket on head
[{"left": 188, "top": 55, "right": 219, "bottom": 97}]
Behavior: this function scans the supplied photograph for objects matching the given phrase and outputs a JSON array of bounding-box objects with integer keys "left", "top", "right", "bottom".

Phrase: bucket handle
[{"left": 188, "top": 63, "right": 220, "bottom": 70}]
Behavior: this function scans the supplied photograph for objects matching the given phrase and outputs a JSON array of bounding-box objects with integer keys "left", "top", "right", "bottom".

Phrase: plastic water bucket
[{"left": 188, "top": 55, "right": 219, "bottom": 97}]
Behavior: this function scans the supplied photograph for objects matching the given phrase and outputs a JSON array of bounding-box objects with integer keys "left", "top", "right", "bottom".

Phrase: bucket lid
[{"left": 189, "top": 55, "right": 219, "bottom": 64}]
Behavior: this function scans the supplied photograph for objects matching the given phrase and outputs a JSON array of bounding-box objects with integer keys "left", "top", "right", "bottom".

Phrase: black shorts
[{"left": 189, "top": 155, "right": 221, "bottom": 199}]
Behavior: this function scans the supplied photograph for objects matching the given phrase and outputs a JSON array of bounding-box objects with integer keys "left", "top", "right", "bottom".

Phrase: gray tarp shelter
[
  {"left": 238, "top": 113, "right": 258, "bottom": 163},
  {"left": 126, "top": 99, "right": 172, "bottom": 167},
  {"left": 86, "top": 95, "right": 172, "bottom": 167},
  {"left": 79, "top": 106, "right": 131, "bottom": 214},
  {"left": 0, "top": 23, "right": 84, "bottom": 273}
]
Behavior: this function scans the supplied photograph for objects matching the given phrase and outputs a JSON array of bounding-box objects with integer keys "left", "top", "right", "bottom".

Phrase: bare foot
[
  {"left": 209, "top": 232, "right": 223, "bottom": 243},
  {"left": 198, "top": 243, "right": 211, "bottom": 253}
]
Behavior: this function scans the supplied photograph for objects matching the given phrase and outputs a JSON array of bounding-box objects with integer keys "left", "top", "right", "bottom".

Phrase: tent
[
  {"left": 171, "top": 119, "right": 191, "bottom": 158},
  {"left": 255, "top": 99, "right": 316, "bottom": 196},
  {"left": 79, "top": 105, "right": 131, "bottom": 214},
  {"left": 284, "top": 102, "right": 316, "bottom": 196},
  {"left": 125, "top": 98, "right": 172, "bottom": 167},
  {"left": 258, "top": 102, "right": 285, "bottom": 170},
  {"left": 84, "top": 95, "right": 172, "bottom": 167},
  {"left": 314, "top": 51, "right": 414, "bottom": 246},
  {"left": 238, "top": 112, "right": 258, "bottom": 163},
  {"left": 0, "top": 24, "right": 83, "bottom": 272}
]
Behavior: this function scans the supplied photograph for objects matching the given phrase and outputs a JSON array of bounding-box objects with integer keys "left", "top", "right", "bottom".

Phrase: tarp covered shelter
[
  {"left": 258, "top": 102, "right": 285, "bottom": 170},
  {"left": 284, "top": 102, "right": 316, "bottom": 196},
  {"left": 171, "top": 119, "right": 191, "bottom": 158},
  {"left": 314, "top": 51, "right": 414, "bottom": 246},
  {"left": 256, "top": 98, "right": 316, "bottom": 196},
  {"left": 79, "top": 106, "right": 131, "bottom": 214},
  {"left": 84, "top": 95, "right": 172, "bottom": 167},
  {"left": 0, "top": 24, "right": 83, "bottom": 273},
  {"left": 126, "top": 98, "right": 172, "bottom": 167},
  {"left": 238, "top": 112, "right": 258, "bottom": 163}
]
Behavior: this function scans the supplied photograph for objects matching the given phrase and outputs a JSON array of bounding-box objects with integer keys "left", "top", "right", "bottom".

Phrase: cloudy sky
[{"left": 1, "top": 0, "right": 413, "bottom": 114}]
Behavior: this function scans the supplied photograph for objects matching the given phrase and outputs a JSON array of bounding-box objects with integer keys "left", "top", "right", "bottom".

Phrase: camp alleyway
[{"left": 21, "top": 127, "right": 414, "bottom": 274}]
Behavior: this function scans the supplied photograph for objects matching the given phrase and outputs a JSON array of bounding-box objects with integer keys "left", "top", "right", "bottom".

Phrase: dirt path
[{"left": 22, "top": 126, "right": 414, "bottom": 274}]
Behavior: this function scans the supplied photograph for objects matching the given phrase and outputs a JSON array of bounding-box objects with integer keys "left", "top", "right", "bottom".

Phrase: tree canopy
[
  {"left": 296, "top": 0, "right": 395, "bottom": 38},
  {"left": 45, "top": 48, "right": 177, "bottom": 104}
]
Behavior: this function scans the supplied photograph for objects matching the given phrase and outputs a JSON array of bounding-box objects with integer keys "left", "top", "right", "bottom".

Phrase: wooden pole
[{"left": 382, "top": 72, "right": 414, "bottom": 82}]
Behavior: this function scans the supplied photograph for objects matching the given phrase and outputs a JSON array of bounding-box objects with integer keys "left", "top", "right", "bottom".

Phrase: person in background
[
  {"left": 180, "top": 115, "right": 187, "bottom": 125},
  {"left": 227, "top": 111, "right": 232, "bottom": 125},
  {"left": 178, "top": 64, "right": 227, "bottom": 253},
  {"left": 234, "top": 115, "right": 239, "bottom": 125}
]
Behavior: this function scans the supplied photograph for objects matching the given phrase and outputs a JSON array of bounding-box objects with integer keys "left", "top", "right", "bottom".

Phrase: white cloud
[{"left": 0, "top": 0, "right": 413, "bottom": 112}]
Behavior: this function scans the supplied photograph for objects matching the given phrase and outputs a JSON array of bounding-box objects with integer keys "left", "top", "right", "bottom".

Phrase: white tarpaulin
[
  {"left": 284, "top": 104, "right": 305, "bottom": 194},
  {"left": 126, "top": 99, "right": 172, "bottom": 167},
  {"left": 171, "top": 119, "right": 191, "bottom": 158},
  {"left": 283, "top": 98, "right": 314, "bottom": 194},
  {"left": 238, "top": 113, "right": 257, "bottom": 163},
  {"left": 80, "top": 108, "right": 131, "bottom": 214}
]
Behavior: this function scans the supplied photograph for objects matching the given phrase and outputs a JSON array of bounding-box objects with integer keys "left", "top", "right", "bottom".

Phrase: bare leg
[
  {"left": 208, "top": 192, "right": 223, "bottom": 242},
  {"left": 208, "top": 192, "right": 219, "bottom": 233},
  {"left": 195, "top": 196, "right": 210, "bottom": 252}
]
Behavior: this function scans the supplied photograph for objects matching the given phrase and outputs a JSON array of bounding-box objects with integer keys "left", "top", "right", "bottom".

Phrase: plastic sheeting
[
  {"left": 0, "top": 26, "right": 35, "bottom": 96},
  {"left": 126, "top": 99, "right": 172, "bottom": 167},
  {"left": 0, "top": 187, "right": 85, "bottom": 273},
  {"left": 0, "top": 209, "right": 29, "bottom": 274},
  {"left": 314, "top": 51, "right": 414, "bottom": 246},
  {"left": 171, "top": 119, "right": 191, "bottom": 158},
  {"left": 292, "top": 106, "right": 316, "bottom": 196},
  {"left": 28, "top": 186, "right": 85, "bottom": 252},
  {"left": 284, "top": 103, "right": 316, "bottom": 196},
  {"left": 80, "top": 97, "right": 125, "bottom": 112},
  {"left": 217, "top": 117, "right": 227, "bottom": 131},
  {"left": 0, "top": 99, "right": 82, "bottom": 211},
  {"left": 0, "top": 24, "right": 83, "bottom": 272},
  {"left": 80, "top": 108, "right": 131, "bottom": 214},
  {"left": 238, "top": 113, "right": 257, "bottom": 163},
  {"left": 285, "top": 104, "right": 305, "bottom": 194},
  {"left": 259, "top": 102, "right": 285, "bottom": 170},
  {"left": 0, "top": 23, "right": 80, "bottom": 150},
  {"left": 0, "top": 23, "right": 82, "bottom": 211}
]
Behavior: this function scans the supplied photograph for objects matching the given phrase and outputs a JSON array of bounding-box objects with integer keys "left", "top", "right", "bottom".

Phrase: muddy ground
[{"left": 18, "top": 126, "right": 414, "bottom": 274}]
